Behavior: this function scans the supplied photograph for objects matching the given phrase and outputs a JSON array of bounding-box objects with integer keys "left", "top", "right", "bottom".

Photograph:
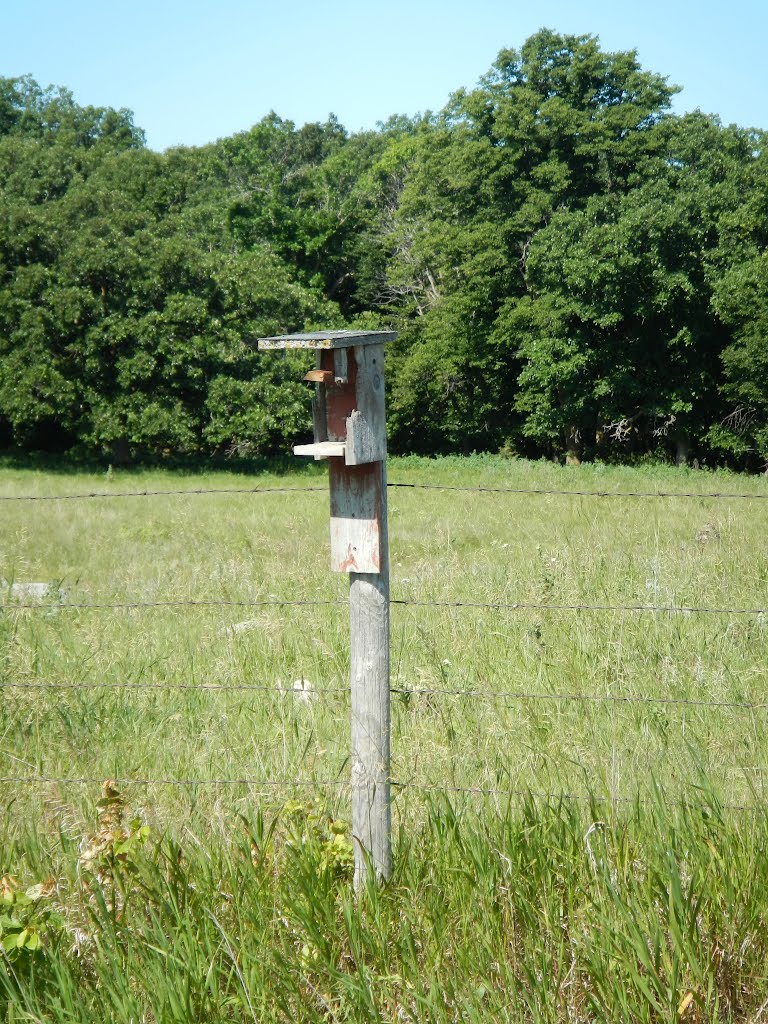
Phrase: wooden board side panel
[
  {"left": 345, "top": 344, "right": 386, "bottom": 465},
  {"left": 345, "top": 410, "right": 379, "bottom": 465},
  {"left": 329, "top": 462, "right": 382, "bottom": 573}
]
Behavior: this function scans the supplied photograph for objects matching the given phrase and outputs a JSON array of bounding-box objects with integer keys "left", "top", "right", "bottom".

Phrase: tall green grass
[
  {"left": 2, "top": 455, "right": 768, "bottom": 1020},
  {"left": 4, "top": 791, "right": 768, "bottom": 1021}
]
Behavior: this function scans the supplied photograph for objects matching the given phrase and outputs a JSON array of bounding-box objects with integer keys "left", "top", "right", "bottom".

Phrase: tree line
[{"left": 1, "top": 30, "right": 766, "bottom": 468}]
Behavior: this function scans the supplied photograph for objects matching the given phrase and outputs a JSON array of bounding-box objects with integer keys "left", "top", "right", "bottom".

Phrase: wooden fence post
[
  {"left": 338, "top": 456, "right": 392, "bottom": 886},
  {"left": 257, "top": 330, "right": 396, "bottom": 886}
]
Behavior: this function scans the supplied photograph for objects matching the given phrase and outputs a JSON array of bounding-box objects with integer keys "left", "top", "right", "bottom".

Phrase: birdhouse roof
[{"left": 257, "top": 329, "right": 396, "bottom": 350}]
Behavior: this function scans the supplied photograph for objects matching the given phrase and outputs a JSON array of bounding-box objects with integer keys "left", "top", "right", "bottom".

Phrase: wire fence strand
[
  {"left": 1, "top": 680, "right": 351, "bottom": 695},
  {"left": 393, "top": 598, "right": 768, "bottom": 616},
  {"left": 389, "top": 781, "right": 758, "bottom": 813},
  {"left": 4, "top": 596, "right": 767, "bottom": 616},
  {"left": 389, "top": 482, "right": 768, "bottom": 500},
  {"left": 0, "top": 775, "right": 349, "bottom": 788},
  {"left": 1, "top": 598, "right": 345, "bottom": 611},
  {"left": 3, "top": 677, "right": 766, "bottom": 713},
  {"left": 0, "top": 774, "right": 759, "bottom": 814},
  {"left": 391, "top": 685, "right": 768, "bottom": 711},
  {"left": 0, "top": 485, "right": 327, "bottom": 502},
  {"left": 3, "top": 481, "right": 767, "bottom": 503}
]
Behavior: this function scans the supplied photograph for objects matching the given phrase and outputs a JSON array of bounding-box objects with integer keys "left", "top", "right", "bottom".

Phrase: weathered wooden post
[{"left": 257, "top": 330, "right": 396, "bottom": 886}]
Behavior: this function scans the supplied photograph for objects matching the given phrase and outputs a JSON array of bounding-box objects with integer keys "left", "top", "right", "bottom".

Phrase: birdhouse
[{"left": 258, "top": 330, "right": 396, "bottom": 573}]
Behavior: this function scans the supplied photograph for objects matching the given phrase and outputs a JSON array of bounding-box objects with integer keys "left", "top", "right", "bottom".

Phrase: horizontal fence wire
[
  {"left": 388, "top": 482, "right": 768, "bottom": 500},
  {"left": 4, "top": 478, "right": 767, "bottom": 821},
  {"left": 0, "top": 680, "right": 351, "bottom": 695},
  {"left": 0, "top": 775, "right": 348, "bottom": 788},
  {"left": 3, "top": 678, "right": 766, "bottom": 712},
  {"left": 4, "top": 597, "right": 767, "bottom": 616},
  {"left": 391, "top": 685, "right": 768, "bottom": 711},
  {"left": 1, "top": 598, "right": 346, "bottom": 611},
  {"left": 2, "top": 482, "right": 767, "bottom": 502},
  {"left": 0, "top": 774, "right": 759, "bottom": 814},
  {"left": 0, "top": 485, "right": 327, "bottom": 502},
  {"left": 393, "top": 598, "right": 768, "bottom": 616}
]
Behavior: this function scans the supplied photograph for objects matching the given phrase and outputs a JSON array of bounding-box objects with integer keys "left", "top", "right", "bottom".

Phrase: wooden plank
[
  {"left": 345, "top": 410, "right": 379, "bottom": 465},
  {"left": 333, "top": 347, "right": 348, "bottom": 384},
  {"left": 293, "top": 441, "right": 345, "bottom": 460},
  {"left": 329, "top": 461, "right": 382, "bottom": 573},
  {"left": 311, "top": 386, "right": 328, "bottom": 443},
  {"left": 345, "top": 344, "right": 386, "bottom": 465},
  {"left": 304, "top": 369, "right": 334, "bottom": 384},
  {"left": 311, "top": 352, "right": 328, "bottom": 443},
  {"left": 258, "top": 330, "right": 397, "bottom": 350}
]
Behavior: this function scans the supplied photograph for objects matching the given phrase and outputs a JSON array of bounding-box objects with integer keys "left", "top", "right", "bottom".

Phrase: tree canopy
[{"left": 0, "top": 31, "right": 766, "bottom": 468}]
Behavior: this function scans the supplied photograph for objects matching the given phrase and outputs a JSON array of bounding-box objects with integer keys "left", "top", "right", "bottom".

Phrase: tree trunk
[
  {"left": 675, "top": 431, "right": 690, "bottom": 468},
  {"left": 565, "top": 425, "right": 581, "bottom": 466}
]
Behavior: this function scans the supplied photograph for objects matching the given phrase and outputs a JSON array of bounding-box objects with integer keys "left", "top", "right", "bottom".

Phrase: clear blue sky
[{"left": 2, "top": 0, "right": 766, "bottom": 151}]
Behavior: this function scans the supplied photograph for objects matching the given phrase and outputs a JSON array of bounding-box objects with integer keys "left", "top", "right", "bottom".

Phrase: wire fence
[
  {"left": 3, "top": 596, "right": 767, "bottom": 616},
  {"left": 2, "top": 677, "right": 766, "bottom": 712},
  {"left": 2, "top": 481, "right": 768, "bottom": 503},
  {"left": 2, "top": 472, "right": 768, "bottom": 813},
  {"left": 0, "top": 774, "right": 759, "bottom": 817}
]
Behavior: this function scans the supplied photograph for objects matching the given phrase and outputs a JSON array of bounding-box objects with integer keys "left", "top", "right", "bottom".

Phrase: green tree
[
  {"left": 382, "top": 30, "right": 678, "bottom": 453},
  {"left": 0, "top": 76, "right": 144, "bottom": 448},
  {"left": 509, "top": 113, "right": 761, "bottom": 463},
  {"left": 707, "top": 136, "right": 768, "bottom": 465},
  {"left": 0, "top": 85, "right": 337, "bottom": 458}
]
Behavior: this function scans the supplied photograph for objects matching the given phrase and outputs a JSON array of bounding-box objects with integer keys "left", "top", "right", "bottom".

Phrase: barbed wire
[
  {"left": 4, "top": 596, "right": 767, "bottom": 616},
  {"left": 0, "top": 485, "right": 326, "bottom": 502},
  {"left": 3, "top": 677, "right": 765, "bottom": 713},
  {"left": 1, "top": 598, "right": 345, "bottom": 611},
  {"left": 0, "top": 775, "right": 348, "bottom": 788},
  {"left": 389, "top": 781, "right": 658, "bottom": 803},
  {"left": 391, "top": 685, "right": 768, "bottom": 711},
  {"left": 4, "top": 476, "right": 766, "bottom": 820},
  {"left": 0, "top": 774, "right": 758, "bottom": 813},
  {"left": 393, "top": 598, "right": 768, "bottom": 616},
  {"left": 0, "top": 679, "right": 351, "bottom": 695},
  {"left": 2, "top": 482, "right": 767, "bottom": 503},
  {"left": 388, "top": 482, "right": 768, "bottom": 501}
]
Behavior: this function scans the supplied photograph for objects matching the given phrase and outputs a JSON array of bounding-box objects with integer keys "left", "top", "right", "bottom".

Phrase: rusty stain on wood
[
  {"left": 321, "top": 348, "right": 357, "bottom": 441},
  {"left": 339, "top": 543, "right": 360, "bottom": 572}
]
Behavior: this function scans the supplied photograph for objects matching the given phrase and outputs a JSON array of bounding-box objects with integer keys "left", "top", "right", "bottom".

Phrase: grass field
[{"left": 2, "top": 454, "right": 768, "bottom": 1021}]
